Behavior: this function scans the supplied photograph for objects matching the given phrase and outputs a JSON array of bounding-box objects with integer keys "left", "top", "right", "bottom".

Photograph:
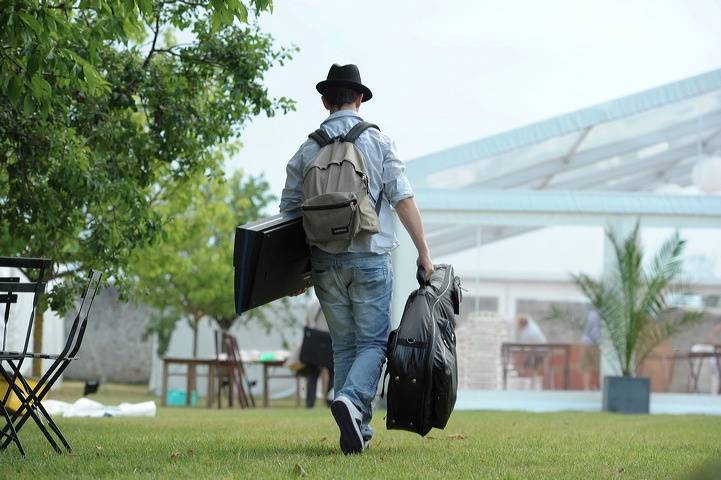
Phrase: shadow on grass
[{"left": 685, "top": 460, "right": 721, "bottom": 480}]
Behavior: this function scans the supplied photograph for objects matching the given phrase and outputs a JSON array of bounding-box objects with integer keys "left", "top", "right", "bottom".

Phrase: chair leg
[
  {"left": 0, "top": 358, "right": 64, "bottom": 451},
  {"left": 0, "top": 403, "right": 25, "bottom": 456},
  {"left": 245, "top": 374, "right": 256, "bottom": 408},
  {"left": 10, "top": 361, "right": 71, "bottom": 452},
  {"left": 235, "top": 366, "right": 248, "bottom": 409},
  {"left": 0, "top": 364, "right": 62, "bottom": 454},
  {"left": 33, "top": 400, "right": 72, "bottom": 453}
]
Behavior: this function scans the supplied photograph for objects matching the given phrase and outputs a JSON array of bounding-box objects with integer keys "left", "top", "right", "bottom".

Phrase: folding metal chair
[
  {"left": 0, "top": 257, "right": 51, "bottom": 456},
  {"left": 217, "top": 332, "right": 255, "bottom": 408},
  {"left": 0, "top": 269, "right": 102, "bottom": 455}
]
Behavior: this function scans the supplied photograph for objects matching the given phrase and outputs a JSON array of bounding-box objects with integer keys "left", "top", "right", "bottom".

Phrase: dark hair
[{"left": 322, "top": 86, "right": 361, "bottom": 108}]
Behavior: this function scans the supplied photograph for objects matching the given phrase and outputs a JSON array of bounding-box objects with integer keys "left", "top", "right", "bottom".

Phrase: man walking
[{"left": 280, "top": 64, "right": 432, "bottom": 454}]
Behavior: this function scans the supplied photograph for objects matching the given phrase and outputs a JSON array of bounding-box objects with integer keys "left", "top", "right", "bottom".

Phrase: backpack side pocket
[{"left": 301, "top": 191, "right": 361, "bottom": 243}]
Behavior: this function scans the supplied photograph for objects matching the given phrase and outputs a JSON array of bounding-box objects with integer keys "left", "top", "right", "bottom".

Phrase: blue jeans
[{"left": 310, "top": 249, "right": 392, "bottom": 441}]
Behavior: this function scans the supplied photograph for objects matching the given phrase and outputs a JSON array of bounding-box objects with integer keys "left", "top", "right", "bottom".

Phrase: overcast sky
[{"left": 229, "top": 0, "right": 721, "bottom": 204}]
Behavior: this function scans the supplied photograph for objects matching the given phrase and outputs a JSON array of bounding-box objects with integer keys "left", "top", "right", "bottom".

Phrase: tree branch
[{"left": 142, "top": 14, "right": 162, "bottom": 69}]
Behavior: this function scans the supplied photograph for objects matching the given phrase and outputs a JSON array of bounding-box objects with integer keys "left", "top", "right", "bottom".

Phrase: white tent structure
[
  {"left": 390, "top": 68, "right": 721, "bottom": 413},
  {"left": 0, "top": 267, "right": 65, "bottom": 383}
]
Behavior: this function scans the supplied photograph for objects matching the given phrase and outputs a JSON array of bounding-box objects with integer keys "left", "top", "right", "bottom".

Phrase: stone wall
[
  {"left": 64, "top": 288, "right": 154, "bottom": 384},
  {"left": 456, "top": 311, "right": 511, "bottom": 389}
]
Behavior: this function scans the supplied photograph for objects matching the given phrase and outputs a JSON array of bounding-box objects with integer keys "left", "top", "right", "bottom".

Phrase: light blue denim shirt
[{"left": 280, "top": 110, "right": 414, "bottom": 254}]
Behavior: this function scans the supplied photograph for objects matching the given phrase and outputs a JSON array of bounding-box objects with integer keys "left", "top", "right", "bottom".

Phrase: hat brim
[{"left": 316, "top": 80, "right": 372, "bottom": 102}]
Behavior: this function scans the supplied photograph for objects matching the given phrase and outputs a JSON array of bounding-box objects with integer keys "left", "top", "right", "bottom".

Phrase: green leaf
[
  {"left": 210, "top": 11, "right": 222, "bottom": 32},
  {"left": 136, "top": 0, "right": 154, "bottom": 15},
  {"left": 236, "top": 3, "right": 249, "bottom": 23},
  {"left": 18, "top": 12, "right": 43, "bottom": 36},
  {"left": 26, "top": 50, "right": 41, "bottom": 76},
  {"left": 22, "top": 94, "right": 34, "bottom": 115},
  {"left": 7, "top": 75, "right": 24, "bottom": 104},
  {"left": 30, "top": 74, "right": 52, "bottom": 99},
  {"left": 82, "top": 62, "right": 98, "bottom": 91}
]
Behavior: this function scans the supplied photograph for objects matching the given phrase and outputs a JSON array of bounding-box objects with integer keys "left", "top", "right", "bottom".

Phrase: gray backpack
[{"left": 301, "top": 121, "right": 382, "bottom": 253}]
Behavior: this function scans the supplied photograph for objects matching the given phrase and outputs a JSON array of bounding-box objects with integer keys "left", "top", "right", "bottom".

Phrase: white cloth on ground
[{"left": 42, "top": 398, "right": 157, "bottom": 418}]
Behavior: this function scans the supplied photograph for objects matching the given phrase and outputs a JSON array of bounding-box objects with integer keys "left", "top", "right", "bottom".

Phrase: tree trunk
[
  {"left": 190, "top": 316, "right": 200, "bottom": 405},
  {"left": 192, "top": 316, "right": 199, "bottom": 358},
  {"left": 32, "top": 309, "right": 44, "bottom": 377}
]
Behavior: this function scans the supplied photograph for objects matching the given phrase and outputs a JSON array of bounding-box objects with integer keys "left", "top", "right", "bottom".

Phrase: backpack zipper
[
  {"left": 422, "top": 294, "right": 436, "bottom": 433},
  {"left": 430, "top": 268, "right": 452, "bottom": 412},
  {"left": 302, "top": 199, "right": 357, "bottom": 211}
]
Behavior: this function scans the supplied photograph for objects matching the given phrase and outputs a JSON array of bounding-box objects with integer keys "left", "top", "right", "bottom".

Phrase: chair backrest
[
  {"left": 0, "top": 256, "right": 53, "bottom": 272},
  {"left": 219, "top": 331, "right": 254, "bottom": 407},
  {"left": 65, "top": 271, "right": 103, "bottom": 358},
  {"left": 0, "top": 280, "right": 48, "bottom": 355},
  {"left": 1, "top": 276, "right": 19, "bottom": 351},
  {"left": 221, "top": 332, "right": 247, "bottom": 369}
]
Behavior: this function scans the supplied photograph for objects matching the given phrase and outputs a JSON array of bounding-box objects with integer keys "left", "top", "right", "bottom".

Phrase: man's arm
[
  {"left": 279, "top": 143, "right": 307, "bottom": 213},
  {"left": 377, "top": 133, "right": 434, "bottom": 279},
  {"left": 394, "top": 197, "right": 434, "bottom": 279}
]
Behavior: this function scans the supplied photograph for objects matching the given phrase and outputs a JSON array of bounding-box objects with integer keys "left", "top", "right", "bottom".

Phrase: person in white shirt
[
  {"left": 515, "top": 315, "right": 548, "bottom": 386},
  {"left": 516, "top": 315, "right": 547, "bottom": 344}
]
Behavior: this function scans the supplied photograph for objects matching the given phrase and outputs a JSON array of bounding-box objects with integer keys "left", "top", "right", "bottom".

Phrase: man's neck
[{"left": 329, "top": 105, "right": 358, "bottom": 114}]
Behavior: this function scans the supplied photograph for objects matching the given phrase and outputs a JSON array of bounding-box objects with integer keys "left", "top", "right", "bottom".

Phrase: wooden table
[
  {"left": 639, "top": 347, "right": 721, "bottom": 393},
  {"left": 679, "top": 348, "right": 721, "bottom": 393},
  {"left": 161, "top": 357, "right": 300, "bottom": 408},
  {"left": 501, "top": 342, "right": 572, "bottom": 390}
]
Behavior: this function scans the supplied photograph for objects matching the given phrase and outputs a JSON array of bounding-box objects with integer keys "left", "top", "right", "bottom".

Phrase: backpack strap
[
  {"left": 346, "top": 121, "right": 386, "bottom": 215},
  {"left": 374, "top": 187, "right": 384, "bottom": 216},
  {"left": 308, "top": 129, "right": 332, "bottom": 147},
  {"left": 343, "top": 121, "right": 379, "bottom": 143}
]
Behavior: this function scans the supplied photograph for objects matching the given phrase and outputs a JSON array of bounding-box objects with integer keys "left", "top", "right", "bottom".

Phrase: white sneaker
[{"left": 330, "top": 396, "right": 364, "bottom": 455}]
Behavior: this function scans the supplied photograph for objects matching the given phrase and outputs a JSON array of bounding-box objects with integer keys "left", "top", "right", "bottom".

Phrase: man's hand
[{"left": 417, "top": 253, "right": 434, "bottom": 280}]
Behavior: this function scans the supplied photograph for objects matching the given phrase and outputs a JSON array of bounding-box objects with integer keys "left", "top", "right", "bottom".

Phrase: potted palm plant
[{"left": 573, "top": 225, "right": 702, "bottom": 414}]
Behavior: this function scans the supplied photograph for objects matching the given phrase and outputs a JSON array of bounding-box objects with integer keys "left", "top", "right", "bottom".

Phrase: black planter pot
[{"left": 602, "top": 376, "right": 650, "bottom": 414}]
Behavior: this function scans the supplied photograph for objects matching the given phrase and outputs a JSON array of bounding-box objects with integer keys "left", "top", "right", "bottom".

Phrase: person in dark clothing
[{"left": 303, "top": 298, "right": 334, "bottom": 408}]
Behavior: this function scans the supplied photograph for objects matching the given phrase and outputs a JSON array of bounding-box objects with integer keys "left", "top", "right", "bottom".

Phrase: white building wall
[{"left": 0, "top": 267, "right": 64, "bottom": 386}]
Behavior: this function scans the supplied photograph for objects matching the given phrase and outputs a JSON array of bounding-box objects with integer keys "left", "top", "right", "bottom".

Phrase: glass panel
[
  {"left": 547, "top": 127, "right": 720, "bottom": 190},
  {"left": 577, "top": 91, "right": 721, "bottom": 154},
  {"left": 425, "top": 215, "right": 720, "bottom": 396},
  {"left": 427, "top": 131, "right": 581, "bottom": 188},
  {"left": 513, "top": 299, "right": 599, "bottom": 391},
  {"left": 436, "top": 226, "right": 604, "bottom": 278}
]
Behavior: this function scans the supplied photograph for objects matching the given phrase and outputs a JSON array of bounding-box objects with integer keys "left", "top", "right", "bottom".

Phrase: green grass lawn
[{"left": 3, "top": 383, "right": 721, "bottom": 479}]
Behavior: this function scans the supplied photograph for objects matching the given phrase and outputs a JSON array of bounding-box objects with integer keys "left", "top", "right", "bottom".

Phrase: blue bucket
[{"left": 165, "top": 389, "right": 198, "bottom": 407}]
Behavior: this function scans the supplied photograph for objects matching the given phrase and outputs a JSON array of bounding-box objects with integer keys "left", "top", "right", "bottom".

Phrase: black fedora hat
[{"left": 316, "top": 64, "right": 372, "bottom": 102}]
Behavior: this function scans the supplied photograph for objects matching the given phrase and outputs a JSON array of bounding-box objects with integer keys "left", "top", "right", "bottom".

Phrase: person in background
[
  {"left": 580, "top": 309, "right": 602, "bottom": 390},
  {"left": 516, "top": 314, "right": 547, "bottom": 344},
  {"left": 304, "top": 297, "right": 334, "bottom": 408},
  {"left": 515, "top": 314, "right": 548, "bottom": 387}
]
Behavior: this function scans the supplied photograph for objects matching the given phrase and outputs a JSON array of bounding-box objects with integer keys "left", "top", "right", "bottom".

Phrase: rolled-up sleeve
[
  {"left": 279, "top": 146, "right": 305, "bottom": 212},
  {"left": 382, "top": 139, "right": 414, "bottom": 207}
]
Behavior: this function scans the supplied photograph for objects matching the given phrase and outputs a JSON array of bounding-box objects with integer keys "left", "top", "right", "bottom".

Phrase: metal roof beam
[
  {"left": 407, "top": 69, "right": 721, "bottom": 182},
  {"left": 548, "top": 133, "right": 721, "bottom": 190},
  {"left": 416, "top": 189, "right": 721, "bottom": 228},
  {"left": 468, "top": 110, "right": 721, "bottom": 189},
  {"left": 428, "top": 226, "right": 538, "bottom": 256},
  {"left": 536, "top": 127, "right": 592, "bottom": 188},
  {"left": 607, "top": 162, "right": 698, "bottom": 192}
]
